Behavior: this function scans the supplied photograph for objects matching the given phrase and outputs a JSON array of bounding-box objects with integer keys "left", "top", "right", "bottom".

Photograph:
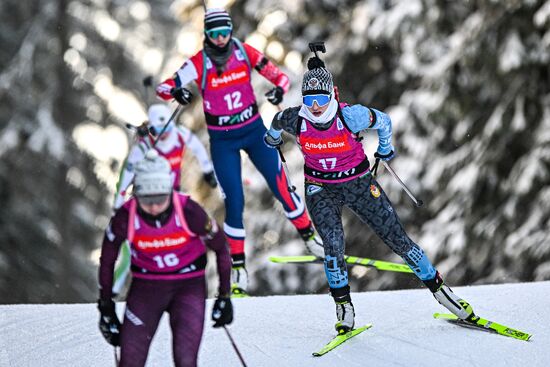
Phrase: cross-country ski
[
  {"left": 269, "top": 255, "right": 414, "bottom": 273},
  {"left": 5, "top": 1, "right": 550, "bottom": 367},
  {"left": 433, "top": 313, "right": 531, "bottom": 341},
  {"left": 312, "top": 324, "right": 373, "bottom": 357}
]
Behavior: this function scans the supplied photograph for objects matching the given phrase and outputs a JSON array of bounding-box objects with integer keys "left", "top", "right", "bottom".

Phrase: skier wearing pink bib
[
  {"left": 111, "top": 103, "right": 217, "bottom": 296},
  {"left": 97, "top": 150, "right": 232, "bottom": 367},
  {"left": 156, "top": 8, "right": 323, "bottom": 296},
  {"left": 113, "top": 103, "right": 217, "bottom": 210},
  {"left": 265, "top": 55, "right": 476, "bottom": 333}
]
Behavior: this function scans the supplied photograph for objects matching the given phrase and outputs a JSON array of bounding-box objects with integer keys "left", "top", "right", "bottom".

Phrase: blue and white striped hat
[{"left": 204, "top": 8, "right": 233, "bottom": 33}]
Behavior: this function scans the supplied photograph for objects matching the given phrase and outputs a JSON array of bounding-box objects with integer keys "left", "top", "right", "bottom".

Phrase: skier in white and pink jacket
[
  {"left": 113, "top": 103, "right": 217, "bottom": 210},
  {"left": 111, "top": 103, "right": 217, "bottom": 295}
]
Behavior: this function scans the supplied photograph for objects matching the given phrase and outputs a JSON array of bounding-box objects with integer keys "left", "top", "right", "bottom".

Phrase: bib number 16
[{"left": 153, "top": 253, "right": 179, "bottom": 268}]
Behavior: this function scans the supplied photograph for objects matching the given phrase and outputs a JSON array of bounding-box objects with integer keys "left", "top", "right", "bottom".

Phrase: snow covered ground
[{"left": 1, "top": 281, "right": 549, "bottom": 367}]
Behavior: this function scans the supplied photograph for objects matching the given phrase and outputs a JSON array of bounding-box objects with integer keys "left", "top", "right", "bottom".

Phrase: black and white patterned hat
[
  {"left": 204, "top": 8, "right": 233, "bottom": 33},
  {"left": 302, "top": 57, "right": 333, "bottom": 95}
]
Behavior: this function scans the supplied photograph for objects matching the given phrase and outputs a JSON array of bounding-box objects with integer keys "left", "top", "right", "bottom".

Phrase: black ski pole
[
  {"left": 277, "top": 147, "right": 296, "bottom": 193},
  {"left": 124, "top": 75, "right": 155, "bottom": 138},
  {"left": 222, "top": 325, "right": 248, "bottom": 367},
  {"left": 126, "top": 104, "right": 183, "bottom": 145},
  {"left": 151, "top": 104, "right": 183, "bottom": 148},
  {"left": 381, "top": 160, "right": 424, "bottom": 207},
  {"left": 142, "top": 75, "right": 153, "bottom": 104},
  {"left": 275, "top": 104, "right": 296, "bottom": 192}
]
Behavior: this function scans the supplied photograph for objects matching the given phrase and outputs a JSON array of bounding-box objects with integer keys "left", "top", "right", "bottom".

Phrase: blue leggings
[{"left": 209, "top": 119, "right": 309, "bottom": 256}]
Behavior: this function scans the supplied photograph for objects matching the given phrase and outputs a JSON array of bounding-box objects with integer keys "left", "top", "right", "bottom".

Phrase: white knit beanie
[{"left": 133, "top": 150, "right": 172, "bottom": 196}]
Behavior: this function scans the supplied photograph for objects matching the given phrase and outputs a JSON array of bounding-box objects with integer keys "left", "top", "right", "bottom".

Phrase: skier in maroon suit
[{"left": 97, "top": 150, "right": 232, "bottom": 367}]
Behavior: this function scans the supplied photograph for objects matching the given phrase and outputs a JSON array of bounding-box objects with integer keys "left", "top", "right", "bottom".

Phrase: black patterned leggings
[{"left": 305, "top": 173, "right": 436, "bottom": 290}]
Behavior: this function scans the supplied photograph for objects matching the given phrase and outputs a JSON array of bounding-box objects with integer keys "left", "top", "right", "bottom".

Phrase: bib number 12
[{"left": 223, "top": 91, "right": 243, "bottom": 110}]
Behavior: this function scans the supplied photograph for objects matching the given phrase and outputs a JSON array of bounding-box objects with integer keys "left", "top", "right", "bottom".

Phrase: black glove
[
  {"left": 271, "top": 107, "right": 300, "bottom": 130},
  {"left": 265, "top": 86, "right": 284, "bottom": 105},
  {"left": 374, "top": 150, "right": 395, "bottom": 162},
  {"left": 203, "top": 171, "right": 218, "bottom": 188},
  {"left": 263, "top": 131, "right": 283, "bottom": 149},
  {"left": 212, "top": 296, "right": 233, "bottom": 328},
  {"left": 170, "top": 87, "right": 193, "bottom": 105},
  {"left": 136, "top": 122, "right": 149, "bottom": 137},
  {"left": 97, "top": 299, "right": 121, "bottom": 346}
]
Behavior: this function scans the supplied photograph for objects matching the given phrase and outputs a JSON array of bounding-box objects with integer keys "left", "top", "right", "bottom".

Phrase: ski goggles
[
  {"left": 302, "top": 94, "right": 331, "bottom": 108},
  {"left": 137, "top": 194, "right": 170, "bottom": 206},
  {"left": 148, "top": 123, "right": 173, "bottom": 137},
  {"left": 206, "top": 28, "right": 231, "bottom": 39}
]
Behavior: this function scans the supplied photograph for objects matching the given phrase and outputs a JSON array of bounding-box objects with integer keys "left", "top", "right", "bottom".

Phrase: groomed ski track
[{"left": 1, "top": 281, "right": 549, "bottom": 366}]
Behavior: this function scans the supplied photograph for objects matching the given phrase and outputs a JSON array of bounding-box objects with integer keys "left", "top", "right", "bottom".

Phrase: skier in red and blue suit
[{"left": 156, "top": 8, "right": 323, "bottom": 295}]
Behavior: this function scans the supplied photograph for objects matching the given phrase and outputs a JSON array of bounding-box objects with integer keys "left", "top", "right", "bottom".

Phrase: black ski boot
[{"left": 331, "top": 286, "right": 355, "bottom": 334}]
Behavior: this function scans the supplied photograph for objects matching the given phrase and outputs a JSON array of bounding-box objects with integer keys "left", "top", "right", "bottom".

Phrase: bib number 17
[{"left": 319, "top": 158, "right": 337, "bottom": 170}]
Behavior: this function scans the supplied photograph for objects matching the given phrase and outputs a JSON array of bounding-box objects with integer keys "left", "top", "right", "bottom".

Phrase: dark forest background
[{"left": 1, "top": 0, "right": 549, "bottom": 303}]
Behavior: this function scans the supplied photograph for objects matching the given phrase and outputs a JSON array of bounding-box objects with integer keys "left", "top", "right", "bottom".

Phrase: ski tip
[
  {"left": 230, "top": 286, "right": 250, "bottom": 299},
  {"left": 268, "top": 255, "right": 319, "bottom": 263},
  {"left": 435, "top": 313, "right": 532, "bottom": 341},
  {"left": 312, "top": 324, "right": 373, "bottom": 357},
  {"left": 511, "top": 330, "right": 532, "bottom": 342},
  {"left": 356, "top": 323, "right": 374, "bottom": 331}
]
